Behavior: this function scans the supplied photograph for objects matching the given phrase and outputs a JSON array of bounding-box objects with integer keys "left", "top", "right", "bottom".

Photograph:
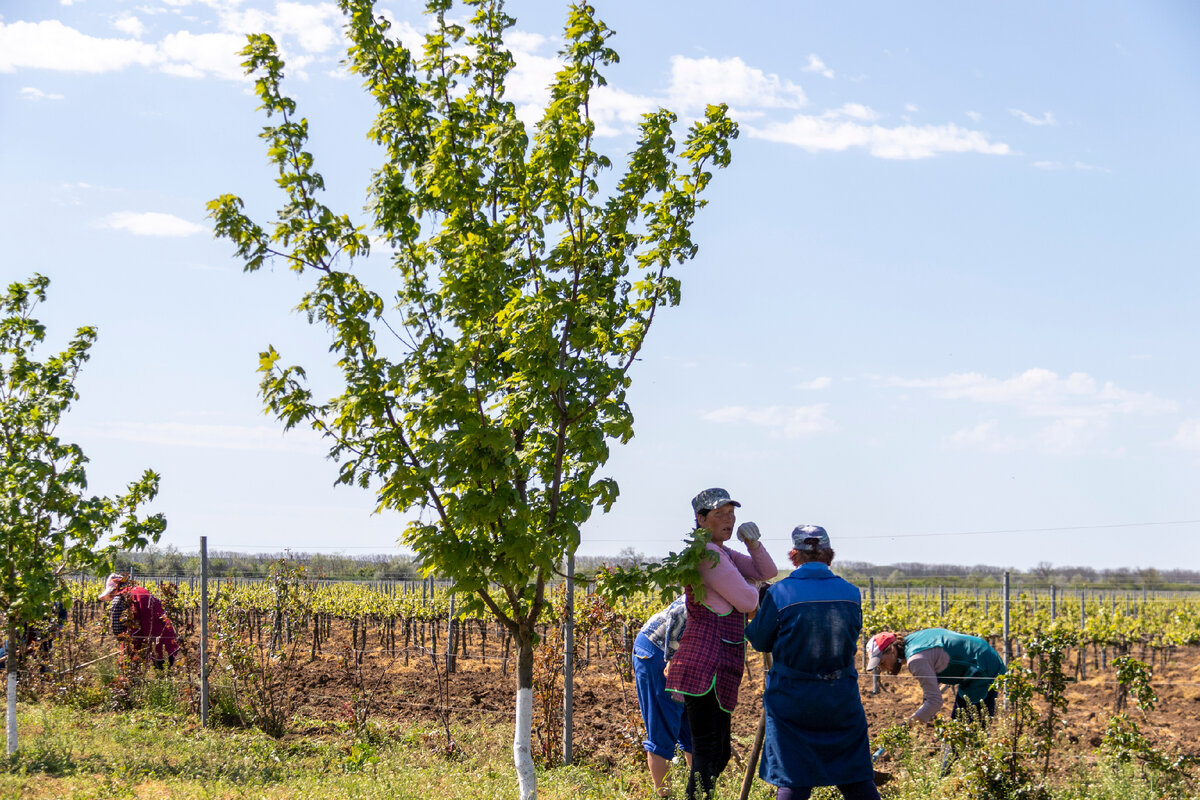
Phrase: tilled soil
[{"left": 187, "top": 621, "right": 1200, "bottom": 774}]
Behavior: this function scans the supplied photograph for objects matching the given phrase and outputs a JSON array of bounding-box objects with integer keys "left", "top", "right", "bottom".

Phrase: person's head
[
  {"left": 865, "top": 631, "right": 907, "bottom": 675},
  {"left": 787, "top": 524, "right": 834, "bottom": 566},
  {"left": 691, "top": 487, "right": 741, "bottom": 543},
  {"left": 97, "top": 573, "right": 129, "bottom": 602}
]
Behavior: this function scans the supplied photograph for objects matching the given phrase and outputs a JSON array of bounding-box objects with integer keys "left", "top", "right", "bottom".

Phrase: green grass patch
[{"left": 0, "top": 703, "right": 1185, "bottom": 800}]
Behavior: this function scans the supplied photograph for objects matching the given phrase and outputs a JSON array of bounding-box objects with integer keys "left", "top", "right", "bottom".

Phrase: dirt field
[{"left": 167, "top": 619, "right": 1200, "bottom": 773}]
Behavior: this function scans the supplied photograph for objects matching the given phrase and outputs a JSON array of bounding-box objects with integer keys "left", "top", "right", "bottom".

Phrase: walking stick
[{"left": 738, "top": 650, "right": 772, "bottom": 800}]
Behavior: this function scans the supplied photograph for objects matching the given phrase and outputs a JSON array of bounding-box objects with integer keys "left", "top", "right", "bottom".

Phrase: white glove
[{"left": 736, "top": 521, "right": 761, "bottom": 544}]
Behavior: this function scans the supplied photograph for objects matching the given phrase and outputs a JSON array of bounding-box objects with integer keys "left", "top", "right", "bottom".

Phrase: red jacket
[{"left": 111, "top": 587, "right": 179, "bottom": 662}]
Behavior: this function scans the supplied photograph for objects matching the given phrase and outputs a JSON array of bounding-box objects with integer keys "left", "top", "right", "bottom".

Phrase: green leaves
[
  {"left": 0, "top": 275, "right": 165, "bottom": 649},
  {"left": 210, "top": 0, "right": 737, "bottom": 648}
]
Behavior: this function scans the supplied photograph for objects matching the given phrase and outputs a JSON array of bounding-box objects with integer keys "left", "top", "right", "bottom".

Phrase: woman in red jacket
[{"left": 98, "top": 574, "right": 180, "bottom": 668}]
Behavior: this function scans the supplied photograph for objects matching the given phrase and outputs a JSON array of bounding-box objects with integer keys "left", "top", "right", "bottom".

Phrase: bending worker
[
  {"left": 866, "top": 627, "right": 1006, "bottom": 724},
  {"left": 667, "top": 487, "right": 777, "bottom": 800},
  {"left": 633, "top": 596, "right": 692, "bottom": 797},
  {"left": 98, "top": 573, "right": 181, "bottom": 669},
  {"left": 745, "top": 525, "right": 879, "bottom": 800}
]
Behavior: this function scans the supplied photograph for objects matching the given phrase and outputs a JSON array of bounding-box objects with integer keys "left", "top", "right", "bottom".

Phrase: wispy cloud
[
  {"left": 888, "top": 368, "right": 1176, "bottom": 455},
  {"left": 802, "top": 53, "right": 833, "bottom": 79},
  {"left": 796, "top": 376, "right": 832, "bottom": 390},
  {"left": 702, "top": 404, "right": 837, "bottom": 439},
  {"left": 1171, "top": 420, "right": 1200, "bottom": 451},
  {"left": 965, "top": 110, "right": 982, "bottom": 122},
  {"left": 886, "top": 368, "right": 1176, "bottom": 418},
  {"left": 1010, "top": 108, "right": 1057, "bottom": 126},
  {"left": 20, "top": 87, "right": 64, "bottom": 101},
  {"left": 99, "top": 211, "right": 205, "bottom": 236},
  {"left": 1074, "top": 161, "right": 1112, "bottom": 173},
  {"left": 749, "top": 116, "right": 1010, "bottom": 159},
  {"left": 950, "top": 420, "right": 1018, "bottom": 453}
]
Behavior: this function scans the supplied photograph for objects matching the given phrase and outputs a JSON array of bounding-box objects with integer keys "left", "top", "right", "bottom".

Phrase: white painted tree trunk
[
  {"left": 6, "top": 670, "right": 16, "bottom": 755},
  {"left": 513, "top": 686, "right": 536, "bottom": 800}
]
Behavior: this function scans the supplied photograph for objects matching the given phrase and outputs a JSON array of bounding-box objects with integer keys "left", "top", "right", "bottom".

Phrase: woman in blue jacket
[{"left": 745, "top": 525, "right": 879, "bottom": 800}]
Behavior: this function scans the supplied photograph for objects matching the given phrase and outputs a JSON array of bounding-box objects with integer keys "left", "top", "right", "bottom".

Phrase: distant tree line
[
  {"left": 108, "top": 547, "right": 422, "bottom": 581},
  {"left": 104, "top": 547, "right": 1196, "bottom": 590}
]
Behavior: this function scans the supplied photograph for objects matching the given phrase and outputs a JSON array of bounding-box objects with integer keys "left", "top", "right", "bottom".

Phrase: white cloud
[
  {"left": 1, "top": 5, "right": 342, "bottom": 82},
  {"left": 222, "top": 2, "right": 343, "bottom": 54},
  {"left": 904, "top": 103, "right": 918, "bottom": 113},
  {"left": 157, "top": 31, "right": 246, "bottom": 79},
  {"left": 797, "top": 376, "right": 832, "bottom": 390},
  {"left": 77, "top": 421, "right": 324, "bottom": 453},
  {"left": 99, "top": 211, "right": 205, "bottom": 237},
  {"left": 749, "top": 116, "right": 1010, "bottom": 159},
  {"left": 669, "top": 55, "right": 807, "bottom": 111},
  {"left": 20, "top": 87, "right": 65, "bottom": 101},
  {"left": 1171, "top": 420, "right": 1200, "bottom": 451},
  {"left": 702, "top": 404, "right": 837, "bottom": 439},
  {"left": 1074, "top": 161, "right": 1112, "bottom": 173},
  {"left": 802, "top": 54, "right": 833, "bottom": 79},
  {"left": 113, "top": 14, "right": 145, "bottom": 38},
  {"left": 0, "top": 20, "right": 159, "bottom": 73},
  {"left": 1010, "top": 108, "right": 1057, "bottom": 126},
  {"left": 965, "top": 110, "right": 982, "bottom": 121}
]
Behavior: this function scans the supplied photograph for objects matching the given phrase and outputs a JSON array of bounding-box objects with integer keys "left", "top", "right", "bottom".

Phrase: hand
[{"left": 736, "top": 521, "right": 761, "bottom": 544}]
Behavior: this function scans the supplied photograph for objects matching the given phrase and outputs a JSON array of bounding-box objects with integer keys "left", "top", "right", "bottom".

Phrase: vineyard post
[
  {"left": 939, "top": 585, "right": 947, "bottom": 619},
  {"left": 1050, "top": 584, "right": 1057, "bottom": 622},
  {"left": 1079, "top": 591, "right": 1087, "bottom": 680},
  {"left": 563, "top": 555, "right": 575, "bottom": 766},
  {"left": 446, "top": 591, "right": 455, "bottom": 674},
  {"left": 1003, "top": 572, "right": 1011, "bottom": 666},
  {"left": 200, "top": 536, "right": 209, "bottom": 727},
  {"left": 868, "top": 578, "right": 879, "bottom": 694}
]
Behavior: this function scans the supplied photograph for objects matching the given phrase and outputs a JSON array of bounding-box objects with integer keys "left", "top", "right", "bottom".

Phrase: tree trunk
[{"left": 513, "top": 627, "right": 537, "bottom": 800}]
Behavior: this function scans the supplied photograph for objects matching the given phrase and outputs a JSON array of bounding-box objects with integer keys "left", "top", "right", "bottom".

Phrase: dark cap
[
  {"left": 691, "top": 487, "right": 741, "bottom": 514},
  {"left": 791, "top": 524, "right": 830, "bottom": 552}
]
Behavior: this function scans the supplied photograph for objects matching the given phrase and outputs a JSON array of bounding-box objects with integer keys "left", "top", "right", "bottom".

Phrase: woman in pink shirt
[{"left": 667, "top": 487, "right": 778, "bottom": 800}]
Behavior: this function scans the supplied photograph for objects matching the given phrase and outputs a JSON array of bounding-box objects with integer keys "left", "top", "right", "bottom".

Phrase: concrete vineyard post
[{"left": 201, "top": 536, "right": 209, "bottom": 727}]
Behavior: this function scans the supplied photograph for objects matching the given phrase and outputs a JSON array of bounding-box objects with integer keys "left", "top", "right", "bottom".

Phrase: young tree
[
  {"left": 208, "top": 1, "right": 736, "bottom": 795},
  {"left": 0, "top": 275, "right": 166, "bottom": 754}
]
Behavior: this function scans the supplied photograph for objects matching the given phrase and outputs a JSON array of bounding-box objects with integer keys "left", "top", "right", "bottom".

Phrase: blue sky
[{"left": 2, "top": 0, "right": 1199, "bottom": 571}]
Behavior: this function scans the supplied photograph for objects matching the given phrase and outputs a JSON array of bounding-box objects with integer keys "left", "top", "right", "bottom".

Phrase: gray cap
[
  {"left": 691, "top": 487, "right": 741, "bottom": 514},
  {"left": 791, "top": 524, "right": 830, "bottom": 551}
]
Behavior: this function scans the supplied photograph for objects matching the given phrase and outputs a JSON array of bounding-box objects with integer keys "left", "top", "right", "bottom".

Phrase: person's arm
[
  {"left": 722, "top": 544, "right": 778, "bottom": 587},
  {"left": 907, "top": 650, "right": 948, "bottom": 723},
  {"left": 744, "top": 587, "right": 779, "bottom": 652},
  {"left": 702, "top": 545, "right": 760, "bottom": 613}
]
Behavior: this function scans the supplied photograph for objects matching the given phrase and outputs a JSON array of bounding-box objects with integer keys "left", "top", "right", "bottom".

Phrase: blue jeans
[{"left": 633, "top": 632, "right": 692, "bottom": 759}]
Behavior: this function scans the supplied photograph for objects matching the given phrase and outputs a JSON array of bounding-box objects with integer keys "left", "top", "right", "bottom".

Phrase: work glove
[{"left": 736, "top": 521, "right": 761, "bottom": 544}]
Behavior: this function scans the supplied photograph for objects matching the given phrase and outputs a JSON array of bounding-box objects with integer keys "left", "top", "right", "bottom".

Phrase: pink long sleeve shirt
[{"left": 697, "top": 541, "right": 778, "bottom": 614}]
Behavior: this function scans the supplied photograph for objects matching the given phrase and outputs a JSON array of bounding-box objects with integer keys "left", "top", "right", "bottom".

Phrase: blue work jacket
[{"left": 745, "top": 562, "right": 874, "bottom": 789}]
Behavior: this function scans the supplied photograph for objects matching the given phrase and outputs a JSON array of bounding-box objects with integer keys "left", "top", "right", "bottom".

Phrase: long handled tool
[{"left": 737, "top": 651, "right": 772, "bottom": 800}]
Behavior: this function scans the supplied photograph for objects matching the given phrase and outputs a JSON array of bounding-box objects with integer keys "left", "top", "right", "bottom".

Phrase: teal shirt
[{"left": 907, "top": 628, "right": 1006, "bottom": 704}]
